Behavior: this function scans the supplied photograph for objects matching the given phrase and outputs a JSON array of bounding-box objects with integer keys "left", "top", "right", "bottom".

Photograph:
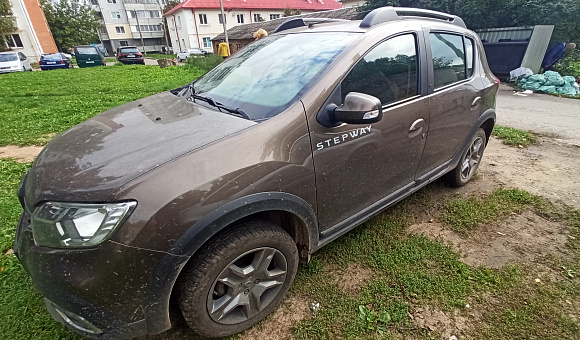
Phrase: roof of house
[
  {"left": 212, "top": 6, "right": 366, "bottom": 40},
  {"left": 164, "top": 0, "right": 342, "bottom": 16}
]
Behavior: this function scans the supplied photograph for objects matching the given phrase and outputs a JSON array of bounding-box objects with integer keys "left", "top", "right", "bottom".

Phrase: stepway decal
[{"left": 316, "top": 125, "right": 372, "bottom": 151}]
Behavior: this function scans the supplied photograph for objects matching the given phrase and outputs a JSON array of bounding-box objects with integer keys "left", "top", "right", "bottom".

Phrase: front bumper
[{"left": 14, "top": 212, "right": 168, "bottom": 339}]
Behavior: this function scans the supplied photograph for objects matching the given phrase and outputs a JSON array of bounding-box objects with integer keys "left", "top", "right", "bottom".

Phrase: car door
[
  {"left": 415, "top": 32, "right": 481, "bottom": 178},
  {"left": 18, "top": 52, "right": 30, "bottom": 70},
  {"left": 310, "top": 33, "right": 429, "bottom": 233}
]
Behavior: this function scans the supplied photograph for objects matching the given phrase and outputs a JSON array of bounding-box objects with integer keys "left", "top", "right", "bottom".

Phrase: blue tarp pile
[{"left": 517, "top": 71, "right": 580, "bottom": 95}]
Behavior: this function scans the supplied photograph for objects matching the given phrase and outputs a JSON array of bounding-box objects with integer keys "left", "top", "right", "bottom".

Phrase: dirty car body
[{"left": 15, "top": 7, "right": 498, "bottom": 339}]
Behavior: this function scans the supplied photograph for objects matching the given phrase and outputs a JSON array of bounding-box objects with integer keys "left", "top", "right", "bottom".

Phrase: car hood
[{"left": 25, "top": 91, "right": 256, "bottom": 207}]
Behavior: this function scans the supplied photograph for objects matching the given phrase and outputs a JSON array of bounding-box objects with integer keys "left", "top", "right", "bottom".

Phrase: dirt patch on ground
[
  {"left": 0, "top": 145, "right": 42, "bottom": 162},
  {"left": 408, "top": 211, "right": 569, "bottom": 269},
  {"left": 410, "top": 306, "right": 474, "bottom": 338},
  {"left": 239, "top": 295, "right": 311, "bottom": 340},
  {"left": 481, "top": 137, "right": 580, "bottom": 208},
  {"left": 331, "top": 262, "right": 374, "bottom": 295}
]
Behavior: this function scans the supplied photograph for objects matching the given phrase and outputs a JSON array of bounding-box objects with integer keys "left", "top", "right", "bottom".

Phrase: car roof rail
[
  {"left": 274, "top": 18, "right": 349, "bottom": 33},
  {"left": 360, "top": 6, "right": 466, "bottom": 29}
]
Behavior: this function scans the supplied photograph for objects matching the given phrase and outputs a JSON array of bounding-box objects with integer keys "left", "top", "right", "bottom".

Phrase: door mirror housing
[{"left": 333, "top": 92, "right": 383, "bottom": 124}]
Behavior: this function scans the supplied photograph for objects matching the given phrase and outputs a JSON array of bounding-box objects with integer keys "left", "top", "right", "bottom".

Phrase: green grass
[
  {"left": 145, "top": 53, "right": 177, "bottom": 60},
  {"left": 185, "top": 54, "right": 223, "bottom": 72},
  {"left": 0, "top": 65, "right": 202, "bottom": 147},
  {"left": 0, "top": 159, "right": 83, "bottom": 339},
  {"left": 442, "top": 187, "right": 543, "bottom": 232},
  {"left": 492, "top": 125, "right": 538, "bottom": 147},
  {"left": 292, "top": 207, "right": 523, "bottom": 339}
]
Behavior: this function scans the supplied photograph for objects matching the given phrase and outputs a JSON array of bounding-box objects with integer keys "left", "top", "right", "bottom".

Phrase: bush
[
  {"left": 186, "top": 54, "right": 223, "bottom": 73},
  {"left": 553, "top": 50, "right": 580, "bottom": 79}
]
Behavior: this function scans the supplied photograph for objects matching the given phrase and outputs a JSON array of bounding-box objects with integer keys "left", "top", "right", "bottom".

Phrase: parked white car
[
  {"left": 176, "top": 48, "right": 212, "bottom": 62},
  {"left": 0, "top": 51, "right": 33, "bottom": 73}
]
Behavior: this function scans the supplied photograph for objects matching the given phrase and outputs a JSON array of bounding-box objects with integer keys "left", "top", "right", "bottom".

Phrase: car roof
[
  {"left": 0, "top": 51, "right": 17, "bottom": 55},
  {"left": 272, "top": 7, "right": 469, "bottom": 36}
]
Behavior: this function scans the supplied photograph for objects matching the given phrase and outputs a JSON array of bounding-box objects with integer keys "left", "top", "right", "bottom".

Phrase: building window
[
  {"left": 111, "top": 11, "right": 121, "bottom": 19},
  {"left": 119, "top": 40, "right": 129, "bottom": 46},
  {"left": 99, "top": 26, "right": 107, "bottom": 34},
  {"left": 115, "top": 26, "right": 125, "bottom": 34},
  {"left": 253, "top": 14, "right": 264, "bottom": 22},
  {"left": 218, "top": 13, "right": 226, "bottom": 24},
  {"left": 199, "top": 14, "right": 207, "bottom": 25},
  {"left": 107, "top": 0, "right": 116, "bottom": 3},
  {"left": 270, "top": 14, "right": 280, "bottom": 20},
  {"left": 237, "top": 14, "right": 244, "bottom": 24},
  {"left": 5, "top": 34, "right": 23, "bottom": 48},
  {"left": 203, "top": 37, "right": 211, "bottom": 48},
  {"left": 177, "top": 16, "right": 181, "bottom": 26},
  {"left": 91, "top": 0, "right": 99, "bottom": 5},
  {"left": 182, "top": 38, "right": 185, "bottom": 48}
]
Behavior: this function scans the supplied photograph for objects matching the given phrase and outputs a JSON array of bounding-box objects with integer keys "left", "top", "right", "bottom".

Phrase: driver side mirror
[{"left": 333, "top": 92, "right": 383, "bottom": 124}]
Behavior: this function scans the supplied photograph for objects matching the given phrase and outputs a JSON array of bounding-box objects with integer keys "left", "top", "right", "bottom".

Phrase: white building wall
[
  {"left": 7, "top": 0, "right": 44, "bottom": 62},
  {"left": 167, "top": 8, "right": 317, "bottom": 53}
]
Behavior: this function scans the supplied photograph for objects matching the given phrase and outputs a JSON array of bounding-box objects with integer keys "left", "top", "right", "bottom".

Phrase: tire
[
  {"left": 177, "top": 221, "right": 298, "bottom": 338},
  {"left": 445, "top": 128, "right": 487, "bottom": 187}
]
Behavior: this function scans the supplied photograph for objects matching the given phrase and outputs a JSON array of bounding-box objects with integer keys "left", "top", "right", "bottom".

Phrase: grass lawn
[
  {"left": 145, "top": 53, "right": 177, "bottom": 60},
  {"left": 0, "top": 65, "right": 201, "bottom": 147}
]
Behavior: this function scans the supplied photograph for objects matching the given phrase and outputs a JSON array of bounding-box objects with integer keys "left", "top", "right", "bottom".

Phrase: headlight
[{"left": 31, "top": 201, "right": 136, "bottom": 248}]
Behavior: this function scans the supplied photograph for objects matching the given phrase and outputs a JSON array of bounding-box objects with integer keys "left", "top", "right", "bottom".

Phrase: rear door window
[
  {"left": 341, "top": 34, "right": 419, "bottom": 106},
  {"left": 430, "top": 33, "right": 470, "bottom": 88}
]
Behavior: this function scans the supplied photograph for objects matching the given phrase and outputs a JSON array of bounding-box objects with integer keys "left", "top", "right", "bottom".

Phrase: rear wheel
[
  {"left": 446, "top": 128, "right": 487, "bottom": 187},
  {"left": 177, "top": 221, "right": 298, "bottom": 338}
]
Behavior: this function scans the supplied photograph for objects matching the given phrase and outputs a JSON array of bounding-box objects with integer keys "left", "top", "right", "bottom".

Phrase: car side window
[
  {"left": 430, "top": 33, "right": 467, "bottom": 88},
  {"left": 341, "top": 34, "right": 418, "bottom": 107},
  {"left": 18, "top": 52, "right": 26, "bottom": 61},
  {"left": 465, "top": 37, "right": 474, "bottom": 77}
]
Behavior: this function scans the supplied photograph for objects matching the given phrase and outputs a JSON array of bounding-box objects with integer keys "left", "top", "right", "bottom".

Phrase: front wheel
[
  {"left": 177, "top": 221, "right": 298, "bottom": 338},
  {"left": 445, "top": 128, "right": 487, "bottom": 187}
]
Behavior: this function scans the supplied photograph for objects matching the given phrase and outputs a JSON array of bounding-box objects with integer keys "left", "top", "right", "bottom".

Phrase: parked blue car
[{"left": 39, "top": 53, "right": 73, "bottom": 70}]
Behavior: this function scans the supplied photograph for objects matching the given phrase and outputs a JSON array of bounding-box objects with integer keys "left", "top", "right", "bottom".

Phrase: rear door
[
  {"left": 415, "top": 32, "right": 481, "bottom": 178},
  {"left": 310, "top": 32, "right": 430, "bottom": 233}
]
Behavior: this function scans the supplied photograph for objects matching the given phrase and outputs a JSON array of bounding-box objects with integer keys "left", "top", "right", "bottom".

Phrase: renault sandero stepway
[{"left": 15, "top": 7, "right": 499, "bottom": 339}]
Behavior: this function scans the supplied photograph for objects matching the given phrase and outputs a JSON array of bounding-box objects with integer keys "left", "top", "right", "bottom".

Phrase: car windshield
[
  {"left": 193, "top": 32, "right": 360, "bottom": 121},
  {"left": 76, "top": 47, "right": 99, "bottom": 54},
  {"left": 0, "top": 53, "right": 18, "bottom": 62},
  {"left": 120, "top": 48, "right": 140, "bottom": 53}
]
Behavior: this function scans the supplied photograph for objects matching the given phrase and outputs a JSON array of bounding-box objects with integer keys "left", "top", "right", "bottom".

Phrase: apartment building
[
  {"left": 92, "top": 0, "right": 170, "bottom": 55},
  {"left": 163, "top": 0, "right": 342, "bottom": 53},
  {"left": 3, "top": 0, "right": 58, "bottom": 62}
]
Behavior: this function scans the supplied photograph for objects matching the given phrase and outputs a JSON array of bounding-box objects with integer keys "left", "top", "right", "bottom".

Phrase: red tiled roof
[{"left": 164, "top": 0, "right": 342, "bottom": 16}]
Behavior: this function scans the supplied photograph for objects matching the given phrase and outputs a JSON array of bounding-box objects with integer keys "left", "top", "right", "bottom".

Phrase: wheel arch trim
[{"left": 143, "top": 192, "right": 318, "bottom": 334}]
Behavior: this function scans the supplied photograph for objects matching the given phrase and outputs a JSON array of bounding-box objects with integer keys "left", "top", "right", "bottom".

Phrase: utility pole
[
  {"left": 134, "top": 10, "right": 147, "bottom": 55},
  {"left": 219, "top": 0, "right": 228, "bottom": 46}
]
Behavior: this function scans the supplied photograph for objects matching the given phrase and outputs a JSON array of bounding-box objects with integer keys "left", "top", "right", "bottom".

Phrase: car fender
[
  {"left": 449, "top": 108, "right": 496, "bottom": 169},
  {"left": 144, "top": 192, "right": 318, "bottom": 334}
]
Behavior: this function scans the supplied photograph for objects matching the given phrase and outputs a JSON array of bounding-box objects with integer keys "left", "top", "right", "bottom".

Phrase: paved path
[{"left": 496, "top": 84, "right": 580, "bottom": 145}]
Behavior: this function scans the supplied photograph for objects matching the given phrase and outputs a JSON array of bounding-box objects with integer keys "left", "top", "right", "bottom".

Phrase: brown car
[{"left": 15, "top": 7, "right": 498, "bottom": 339}]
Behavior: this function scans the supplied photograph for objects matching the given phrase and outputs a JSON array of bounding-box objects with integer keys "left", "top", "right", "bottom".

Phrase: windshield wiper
[{"left": 188, "top": 88, "right": 250, "bottom": 120}]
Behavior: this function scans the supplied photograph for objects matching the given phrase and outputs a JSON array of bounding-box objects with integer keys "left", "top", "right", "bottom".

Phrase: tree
[
  {"left": 0, "top": 0, "right": 15, "bottom": 51},
  {"left": 283, "top": 6, "right": 301, "bottom": 17},
  {"left": 41, "top": 0, "right": 102, "bottom": 51},
  {"left": 362, "top": 0, "right": 580, "bottom": 42}
]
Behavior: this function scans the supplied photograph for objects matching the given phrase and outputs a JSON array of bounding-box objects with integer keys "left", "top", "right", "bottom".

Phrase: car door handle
[
  {"left": 471, "top": 97, "right": 482, "bottom": 107},
  {"left": 409, "top": 119, "right": 425, "bottom": 132}
]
